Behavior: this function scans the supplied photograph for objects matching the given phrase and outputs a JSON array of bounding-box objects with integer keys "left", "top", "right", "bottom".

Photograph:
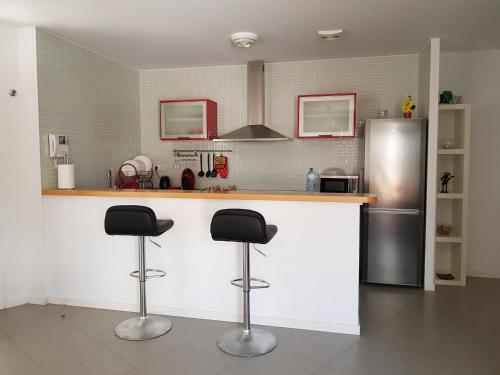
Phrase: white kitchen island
[{"left": 42, "top": 189, "right": 375, "bottom": 335}]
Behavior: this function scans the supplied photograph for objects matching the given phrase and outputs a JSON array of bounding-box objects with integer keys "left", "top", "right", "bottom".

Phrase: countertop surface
[{"left": 42, "top": 188, "right": 377, "bottom": 203}]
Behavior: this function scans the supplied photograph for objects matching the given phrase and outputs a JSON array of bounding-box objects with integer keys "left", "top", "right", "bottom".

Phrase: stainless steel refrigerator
[{"left": 361, "top": 118, "right": 427, "bottom": 286}]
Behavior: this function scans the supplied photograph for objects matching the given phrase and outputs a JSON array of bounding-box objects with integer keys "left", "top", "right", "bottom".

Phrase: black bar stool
[
  {"left": 210, "top": 208, "right": 278, "bottom": 357},
  {"left": 104, "top": 205, "right": 174, "bottom": 341}
]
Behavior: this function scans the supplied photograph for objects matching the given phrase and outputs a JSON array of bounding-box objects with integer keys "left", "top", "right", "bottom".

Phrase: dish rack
[{"left": 116, "top": 163, "right": 153, "bottom": 189}]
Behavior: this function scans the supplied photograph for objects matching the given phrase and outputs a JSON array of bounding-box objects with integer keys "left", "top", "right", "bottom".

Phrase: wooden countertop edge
[{"left": 41, "top": 189, "right": 377, "bottom": 204}]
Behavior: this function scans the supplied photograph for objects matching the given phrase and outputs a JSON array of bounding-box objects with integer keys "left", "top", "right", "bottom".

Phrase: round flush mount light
[
  {"left": 230, "top": 32, "right": 258, "bottom": 48},
  {"left": 318, "top": 29, "right": 343, "bottom": 41}
]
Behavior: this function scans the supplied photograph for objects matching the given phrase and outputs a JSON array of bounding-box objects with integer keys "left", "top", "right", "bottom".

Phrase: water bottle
[{"left": 306, "top": 168, "right": 316, "bottom": 192}]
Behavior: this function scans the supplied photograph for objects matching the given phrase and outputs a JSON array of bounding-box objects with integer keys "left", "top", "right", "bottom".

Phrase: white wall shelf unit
[
  {"left": 438, "top": 149, "right": 465, "bottom": 155},
  {"left": 436, "top": 193, "right": 464, "bottom": 199},
  {"left": 434, "top": 104, "right": 470, "bottom": 286},
  {"left": 436, "top": 236, "right": 463, "bottom": 243}
]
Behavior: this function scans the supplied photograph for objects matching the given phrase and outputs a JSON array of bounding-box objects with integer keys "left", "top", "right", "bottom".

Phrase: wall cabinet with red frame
[
  {"left": 160, "top": 99, "right": 217, "bottom": 140},
  {"left": 297, "top": 93, "right": 356, "bottom": 138}
]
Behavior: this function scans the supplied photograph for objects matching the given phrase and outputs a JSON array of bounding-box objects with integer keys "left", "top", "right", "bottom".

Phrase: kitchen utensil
[
  {"left": 106, "top": 169, "right": 113, "bottom": 188},
  {"left": 198, "top": 154, "right": 204, "bottom": 177},
  {"left": 133, "top": 155, "right": 153, "bottom": 172},
  {"left": 206, "top": 153, "right": 211, "bottom": 177},
  {"left": 211, "top": 153, "right": 217, "bottom": 177},
  {"left": 181, "top": 168, "right": 195, "bottom": 190}
]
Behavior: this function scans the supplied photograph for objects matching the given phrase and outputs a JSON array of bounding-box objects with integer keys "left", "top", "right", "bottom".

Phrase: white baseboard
[
  {"left": 2, "top": 296, "right": 48, "bottom": 309},
  {"left": 424, "top": 282, "right": 435, "bottom": 291},
  {"left": 47, "top": 296, "right": 360, "bottom": 335},
  {"left": 27, "top": 297, "right": 48, "bottom": 305},
  {"left": 467, "top": 271, "right": 500, "bottom": 279},
  {"left": 4, "top": 297, "right": 28, "bottom": 308}
]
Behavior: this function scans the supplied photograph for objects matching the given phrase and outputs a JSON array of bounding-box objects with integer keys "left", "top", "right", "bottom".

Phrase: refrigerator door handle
[{"left": 364, "top": 208, "right": 423, "bottom": 215}]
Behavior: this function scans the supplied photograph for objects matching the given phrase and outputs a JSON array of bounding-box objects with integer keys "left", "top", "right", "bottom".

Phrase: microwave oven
[{"left": 320, "top": 175, "right": 359, "bottom": 193}]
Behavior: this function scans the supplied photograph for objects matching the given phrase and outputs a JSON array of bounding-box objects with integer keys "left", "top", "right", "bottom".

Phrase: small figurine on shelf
[
  {"left": 437, "top": 225, "right": 452, "bottom": 236},
  {"left": 402, "top": 96, "right": 416, "bottom": 118},
  {"left": 440, "top": 90, "right": 454, "bottom": 104},
  {"left": 440, "top": 172, "right": 455, "bottom": 193}
]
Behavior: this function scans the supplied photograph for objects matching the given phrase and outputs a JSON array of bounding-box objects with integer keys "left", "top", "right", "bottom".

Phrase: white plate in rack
[
  {"left": 133, "top": 155, "right": 153, "bottom": 172},
  {"left": 121, "top": 160, "right": 140, "bottom": 176}
]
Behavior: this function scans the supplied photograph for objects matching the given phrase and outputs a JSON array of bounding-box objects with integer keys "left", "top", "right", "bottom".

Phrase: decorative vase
[{"left": 403, "top": 112, "right": 412, "bottom": 118}]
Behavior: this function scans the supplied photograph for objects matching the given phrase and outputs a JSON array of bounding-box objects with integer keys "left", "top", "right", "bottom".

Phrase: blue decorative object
[{"left": 441, "top": 90, "right": 454, "bottom": 104}]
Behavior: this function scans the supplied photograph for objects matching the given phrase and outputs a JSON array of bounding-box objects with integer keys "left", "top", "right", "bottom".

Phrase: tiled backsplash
[
  {"left": 140, "top": 55, "right": 419, "bottom": 190},
  {"left": 37, "top": 30, "right": 140, "bottom": 188},
  {"left": 36, "top": 29, "right": 418, "bottom": 190}
]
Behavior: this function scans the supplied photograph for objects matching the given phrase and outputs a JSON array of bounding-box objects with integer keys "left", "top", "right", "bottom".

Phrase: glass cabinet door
[
  {"left": 160, "top": 101, "right": 207, "bottom": 139},
  {"left": 298, "top": 94, "right": 356, "bottom": 138}
]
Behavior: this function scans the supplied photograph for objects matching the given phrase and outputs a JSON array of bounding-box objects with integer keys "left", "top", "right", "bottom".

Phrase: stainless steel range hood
[{"left": 213, "top": 61, "right": 290, "bottom": 142}]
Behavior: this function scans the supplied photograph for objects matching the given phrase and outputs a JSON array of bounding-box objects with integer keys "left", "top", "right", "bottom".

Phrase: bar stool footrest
[
  {"left": 129, "top": 269, "right": 166, "bottom": 279},
  {"left": 230, "top": 277, "right": 270, "bottom": 289}
]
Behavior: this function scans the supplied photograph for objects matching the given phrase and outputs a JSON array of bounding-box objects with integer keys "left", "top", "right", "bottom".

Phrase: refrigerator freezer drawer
[{"left": 361, "top": 211, "right": 424, "bottom": 286}]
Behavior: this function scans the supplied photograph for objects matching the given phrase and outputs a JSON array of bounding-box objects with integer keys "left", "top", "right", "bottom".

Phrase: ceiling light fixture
[
  {"left": 230, "top": 32, "right": 258, "bottom": 48},
  {"left": 318, "top": 29, "right": 343, "bottom": 41}
]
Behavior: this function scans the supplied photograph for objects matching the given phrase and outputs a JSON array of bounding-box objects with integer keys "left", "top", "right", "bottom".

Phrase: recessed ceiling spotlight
[
  {"left": 318, "top": 29, "right": 343, "bottom": 41},
  {"left": 230, "top": 32, "right": 258, "bottom": 48}
]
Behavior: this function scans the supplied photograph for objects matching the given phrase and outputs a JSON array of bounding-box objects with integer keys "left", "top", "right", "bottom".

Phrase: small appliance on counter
[
  {"left": 320, "top": 168, "right": 359, "bottom": 193},
  {"left": 159, "top": 176, "right": 171, "bottom": 189},
  {"left": 181, "top": 168, "right": 195, "bottom": 190}
]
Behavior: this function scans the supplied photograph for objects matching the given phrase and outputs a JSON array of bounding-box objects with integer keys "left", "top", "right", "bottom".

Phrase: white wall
[
  {"left": 419, "top": 38, "right": 440, "bottom": 291},
  {"left": 0, "top": 26, "right": 45, "bottom": 307},
  {"left": 440, "top": 49, "right": 500, "bottom": 278},
  {"left": 37, "top": 30, "right": 141, "bottom": 189}
]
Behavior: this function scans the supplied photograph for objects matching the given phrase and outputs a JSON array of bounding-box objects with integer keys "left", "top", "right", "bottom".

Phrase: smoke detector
[
  {"left": 230, "top": 32, "right": 258, "bottom": 48},
  {"left": 318, "top": 29, "right": 343, "bottom": 41}
]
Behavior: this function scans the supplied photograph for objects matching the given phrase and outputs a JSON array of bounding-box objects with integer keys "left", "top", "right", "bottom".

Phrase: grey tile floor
[{"left": 0, "top": 277, "right": 499, "bottom": 375}]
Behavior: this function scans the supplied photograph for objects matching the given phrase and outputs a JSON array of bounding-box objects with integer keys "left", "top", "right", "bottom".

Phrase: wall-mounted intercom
[{"left": 48, "top": 134, "right": 69, "bottom": 158}]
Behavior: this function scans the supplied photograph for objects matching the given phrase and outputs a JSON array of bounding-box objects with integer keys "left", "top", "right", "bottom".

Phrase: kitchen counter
[
  {"left": 42, "top": 187, "right": 374, "bottom": 335},
  {"left": 42, "top": 188, "right": 376, "bottom": 204}
]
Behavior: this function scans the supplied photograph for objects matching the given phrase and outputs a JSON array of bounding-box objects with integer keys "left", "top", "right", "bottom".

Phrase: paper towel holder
[{"left": 57, "top": 164, "right": 75, "bottom": 189}]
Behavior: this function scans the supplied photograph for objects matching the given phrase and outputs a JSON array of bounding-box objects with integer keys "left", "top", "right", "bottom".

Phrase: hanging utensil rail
[{"left": 173, "top": 149, "right": 232, "bottom": 154}]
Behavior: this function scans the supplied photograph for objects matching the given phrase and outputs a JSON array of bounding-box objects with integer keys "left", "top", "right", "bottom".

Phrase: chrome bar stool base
[
  {"left": 217, "top": 328, "right": 277, "bottom": 357},
  {"left": 211, "top": 209, "right": 278, "bottom": 357},
  {"left": 115, "top": 315, "right": 172, "bottom": 341},
  {"left": 104, "top": 206, "right": 175, "bottom": 342}
]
